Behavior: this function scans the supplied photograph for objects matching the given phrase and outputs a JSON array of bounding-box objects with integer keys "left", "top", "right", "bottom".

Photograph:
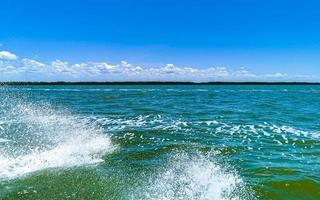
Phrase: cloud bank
[{"left": 0, "top": 50, "right": 316, "bottom": 82}]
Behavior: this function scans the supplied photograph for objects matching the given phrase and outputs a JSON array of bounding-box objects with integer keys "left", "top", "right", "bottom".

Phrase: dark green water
[{"left": 0, "top": 85, "right": 319, "bottom": 200}]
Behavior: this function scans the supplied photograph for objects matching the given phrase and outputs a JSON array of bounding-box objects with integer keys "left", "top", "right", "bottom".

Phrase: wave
[
  {"left": 0, "top": 101, "right": 114, "bottom": 180},
  {"left": 93, "top": 114, "right": 319, "bottom": 139}
]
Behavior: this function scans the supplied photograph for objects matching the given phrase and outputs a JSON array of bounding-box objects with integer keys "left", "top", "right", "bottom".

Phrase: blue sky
[{"left": 1, "top": 0, "right": 320, "bottom": 81}]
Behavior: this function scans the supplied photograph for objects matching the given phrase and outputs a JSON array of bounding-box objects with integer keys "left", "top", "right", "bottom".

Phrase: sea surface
[{"left": 0, "top": 85, "right": 319, "bottom": 200}]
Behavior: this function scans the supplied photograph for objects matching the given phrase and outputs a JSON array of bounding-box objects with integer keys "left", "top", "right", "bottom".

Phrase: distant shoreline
[{"left": 1, "top": 81, "right": 320, "bottom": 85}]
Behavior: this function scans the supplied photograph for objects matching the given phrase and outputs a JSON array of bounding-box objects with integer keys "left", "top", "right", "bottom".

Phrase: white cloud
[
  {"left": 51, "top": 60, "right": 72, "bottom": 73},
  {"left": 265, "top": 73, "right": 288, "bottom": 78},
  {"left": 0, "top": 50, "right": 317, "bottom": 82},
  {"left": 0, "top": 51, "right": 18, "bottom": 60},
  {"left": 21, "top": 58, "right": 46, "bottom": 73}
]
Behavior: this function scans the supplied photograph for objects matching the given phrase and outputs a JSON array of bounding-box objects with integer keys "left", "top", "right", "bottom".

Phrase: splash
[
  {"left": 133, "top": 153, "right": 250, "bottom": 200},
  {"left": 0, "top": 98, "right": 114, "bottom": 180}
]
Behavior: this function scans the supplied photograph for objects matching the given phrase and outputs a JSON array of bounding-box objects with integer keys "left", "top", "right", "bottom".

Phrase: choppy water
[{"left": 0, "top": 85, "right": 319, "bottom": 200}]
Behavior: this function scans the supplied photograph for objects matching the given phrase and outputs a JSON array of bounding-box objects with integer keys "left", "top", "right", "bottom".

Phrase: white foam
[
  {"left": 134, "top": 153, "right": 247, "bottom": 200},
  {"left": 0, "top": 103, "right": 114, "bottom": 180},
  {"left": 0, "top": 138, "right": 10, "bottom": 143},
  {"left": 0, "top": 136, "right": 112, "bottom": 179}
]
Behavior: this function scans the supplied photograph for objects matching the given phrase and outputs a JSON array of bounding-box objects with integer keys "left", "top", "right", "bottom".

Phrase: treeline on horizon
[{"left": 1, "top": 81, "right": 320, "bottom": 85}]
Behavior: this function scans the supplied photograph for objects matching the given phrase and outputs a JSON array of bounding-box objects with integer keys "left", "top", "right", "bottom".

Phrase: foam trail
[{"left": 0, "top": 101, "right": 114, "bottom": 180}]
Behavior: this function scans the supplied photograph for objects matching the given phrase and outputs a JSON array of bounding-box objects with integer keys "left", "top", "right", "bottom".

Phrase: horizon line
[{"left": 1, "top": 81, "right": 320, "bottom": 85}]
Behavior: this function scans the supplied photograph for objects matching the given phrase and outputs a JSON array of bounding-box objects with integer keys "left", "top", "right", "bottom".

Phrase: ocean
[{"left": 0, "top": 85, "right": 319, "bottom": 199}]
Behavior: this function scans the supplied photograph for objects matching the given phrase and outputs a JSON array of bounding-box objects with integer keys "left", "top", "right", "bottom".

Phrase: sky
[{"left": 1, "top": 0, "right": 320, "bottom": 82}]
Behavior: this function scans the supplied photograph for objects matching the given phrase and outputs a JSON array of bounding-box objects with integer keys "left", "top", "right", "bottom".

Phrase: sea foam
[
  {"left": 133, "top": 153, "right": 249, "bottom": 200},
  {"left": 0, "top": 101, "right": 114, "bottom": 180}
]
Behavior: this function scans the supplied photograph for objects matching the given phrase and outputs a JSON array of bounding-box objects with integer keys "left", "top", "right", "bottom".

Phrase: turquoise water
[{"left": 0, "top": 85, "right": 319, "bottom": 199}]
